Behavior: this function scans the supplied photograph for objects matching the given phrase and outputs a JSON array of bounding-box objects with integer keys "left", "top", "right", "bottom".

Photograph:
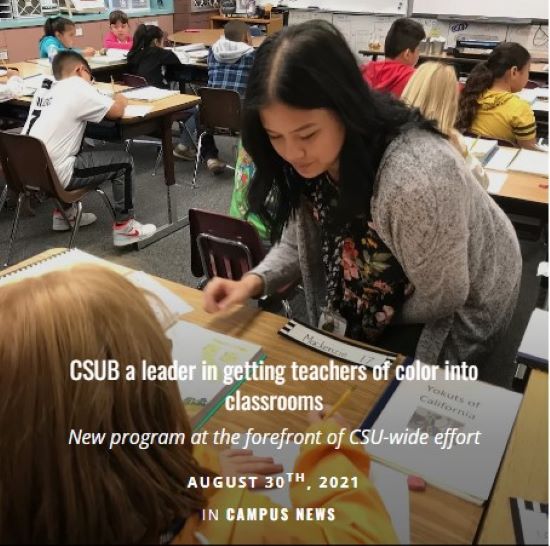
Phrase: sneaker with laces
[
  {"left": 207, "top": 158, "right": 227, "bottom": 175},
  {"left": 113, "top": 218, "right": 157, "bottom": 247},
  {"left": 52, "top": 206, "right": 97, "bottom": 231},
  {"left": 173, "top": 144, "right": 197, "bottom": 161}
]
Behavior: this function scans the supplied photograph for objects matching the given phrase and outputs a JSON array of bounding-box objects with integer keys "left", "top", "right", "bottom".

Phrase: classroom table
[
  {"left": 0, "top": 70, "right": 201, "bottom": 248},
  {"left": 169, "top": 28, "right": 265, "bottom": 48},
  {"left": 477, "top": 369, "right": 548, "bottom": 543},
  {"left": 27, "top": 56, "right": 127, "bottom": 74},
  {"left": 0, "top": 247, "right": 485, "bottom": 544}
]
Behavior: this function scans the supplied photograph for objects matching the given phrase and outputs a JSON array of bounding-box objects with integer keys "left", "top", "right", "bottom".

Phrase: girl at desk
[
  {"left": 103, "top": 10, "right": 133, "bottom": 51},
  {"left": 0, "top": 265, "right": 397, "bottom": 544},
  {"left": 401, "top": 62, "right": 489, "bottom": 189},
  {"left": 203, "top": 20, "right": 522, "bottom": 367},
  {"left": 458, "top": 42, "right": 538, "bottom": 149},
  {"left": 127, "top": 24, "right": 197, "bottom": 159},
  {"left": 39, "top": 17, "right": 95, "bottom": 59}
]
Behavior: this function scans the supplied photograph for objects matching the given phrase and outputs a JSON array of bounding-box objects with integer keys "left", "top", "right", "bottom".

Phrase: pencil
[
  {"left": 110, "top": 75, "right": 115, "bottom": 95},
  {"left": 324, "top": 385, "right": 357, "bottom": 419},
  {"left": 469, "top": 135, "right": 480, "bottom": 152}
]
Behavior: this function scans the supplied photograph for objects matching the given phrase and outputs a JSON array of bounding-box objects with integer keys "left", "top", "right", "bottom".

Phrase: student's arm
[
  {"left": 160, "top": 48, "right": 183, "bottom": 66},
  {"left": 104, "top": 93, "right": 128, "bottom": 120},
  {"left": 512, "top": 100, "right": 538, "bottom": 149}
]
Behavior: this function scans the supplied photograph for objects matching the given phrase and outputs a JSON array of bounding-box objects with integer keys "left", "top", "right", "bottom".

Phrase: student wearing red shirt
[
  {"left": 361, "top": 18, "right": 425, "bottom": 97},
  {"left": 103, "top": 10, "right": 133, "bottom": 50}
]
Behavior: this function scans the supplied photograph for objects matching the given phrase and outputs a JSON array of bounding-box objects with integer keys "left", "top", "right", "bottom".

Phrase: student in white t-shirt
[{"left": 23, "top": 50, "right": 156, "bottom": 247}]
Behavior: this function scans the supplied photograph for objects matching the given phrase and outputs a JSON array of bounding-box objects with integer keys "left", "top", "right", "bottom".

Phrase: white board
[
  {"left": 281, "top": 0, "right": 407, "bottom": 15},
  {"left": 412, "top": 0, "right": 548, "bottom": 21}
]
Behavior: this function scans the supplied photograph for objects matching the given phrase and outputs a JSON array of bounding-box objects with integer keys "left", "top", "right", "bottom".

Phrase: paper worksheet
[
  {"left": 508, "top": 149, "right": 549, "bottom": 177},
  {"left": 232, "top": 440, "right": 410, "bottom": 544},
  {"left": 485, "top": 147, "right": 519, "bottom": 171},
  {"left": 486, "top": 171, "right": 507, "bottom": 195},
  {"left": 122, "top": 104, "right": 153, "bottom": 118},
  {"left": 121, "top": 86, "right": 179, "bottom": 102}
]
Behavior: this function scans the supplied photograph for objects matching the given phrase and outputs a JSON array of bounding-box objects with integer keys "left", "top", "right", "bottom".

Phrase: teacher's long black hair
[{"left": 242, "top": 20, "right": 438, "bottom": 244}]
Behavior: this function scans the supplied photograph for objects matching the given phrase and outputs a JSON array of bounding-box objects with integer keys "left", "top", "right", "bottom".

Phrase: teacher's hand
[{"left": 203, "top": 275, "right": 264, "bottom": 313}]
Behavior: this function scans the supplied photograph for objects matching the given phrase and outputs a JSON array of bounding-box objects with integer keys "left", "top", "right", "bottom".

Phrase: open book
[{"left": 121, "top": 86, "right": 179, "bottom": 102}]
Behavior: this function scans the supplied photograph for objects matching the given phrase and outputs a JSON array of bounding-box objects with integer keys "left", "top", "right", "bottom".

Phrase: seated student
[
  {"left": 458, "top": 42, "right": 537, "bottom": 149},
  {"left": 23, "top": 51, "right": 156, "bottom": 246},
  {"left": 201, "top": 20, "right": 256, "bottom": 174},
  {"left": 0, "top": 264, "right": 398, "bottom": 544},
  {"left": 361, "top": 18, "right": 425, "bottom": 97},
  {"left": 103, "top": 10, "right": 133, "bottom": 50},
  {"left": 127, "top": 24, "right": 197, "bottom": 159},
  {"left": 401, "top": 62, "right": 489, "bottom": 189},
  {"left": 39, "top": 17, "right": 95, "bottom": 59}
]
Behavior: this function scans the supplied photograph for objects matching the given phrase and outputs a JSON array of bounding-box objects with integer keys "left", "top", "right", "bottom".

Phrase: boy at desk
[
  {"left": 197, "top": 20, "right": 256, "bottom": 174},
  {"left": 361, "top": 18, "right": 425, "bottom": 97},
  {"left": 22, "top": 51, "right": 157, "bottom": 246}
]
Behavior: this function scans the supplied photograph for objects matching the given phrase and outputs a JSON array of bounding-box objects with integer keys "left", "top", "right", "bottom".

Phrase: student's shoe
[
  {"left": 113, "top": 218, "right": 157, "bottom": 247},
  {"left": 173, "top": 144, "right": 197, "bottom": 161},
  {"left": 52, "top": 206, "right": 97, "bottom": 231},
  {"left": 207, "top": 158, "right": 227, "bottom": 174}
]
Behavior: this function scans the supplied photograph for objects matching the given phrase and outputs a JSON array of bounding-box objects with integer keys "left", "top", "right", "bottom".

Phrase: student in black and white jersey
[{"left": 23, "top": 51, "right": 157, "bottom": 247}]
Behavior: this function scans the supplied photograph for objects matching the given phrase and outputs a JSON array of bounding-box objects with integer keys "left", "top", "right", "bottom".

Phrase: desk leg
[{"left": 137, "top": 115, "right": 189, "bottom": 249}]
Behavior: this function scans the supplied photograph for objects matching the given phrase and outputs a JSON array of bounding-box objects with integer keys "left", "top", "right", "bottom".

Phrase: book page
[
  {"left": 485, "top": 147, "right": 519, "bottom": 171},
  {"left": 121, "top": 86, "right": 179, "bottom": 102},
  {"left": 122, "top": 104, "right": 153, "bottom": 118},
  {"left": 508, "top": 149, "right": 549, "bottom": 177}
]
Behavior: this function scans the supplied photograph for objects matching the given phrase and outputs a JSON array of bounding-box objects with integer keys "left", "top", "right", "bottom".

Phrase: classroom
[{"left": 0, "top": 0, "right": 547, "bottom": 543}]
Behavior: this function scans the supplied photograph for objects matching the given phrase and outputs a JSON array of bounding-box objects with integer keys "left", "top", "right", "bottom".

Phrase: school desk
[
  {"left": 477, "top": 369, "right": 548, "bottom": 543},
  {"left": 1, "top": 248, "right": 486, "bottom": 545},
  {"left": 169, "top": 28, "right": 265, "bottom": 49},
  {"left": 0, "top": 84, "right": 201, "bottom": 248}
]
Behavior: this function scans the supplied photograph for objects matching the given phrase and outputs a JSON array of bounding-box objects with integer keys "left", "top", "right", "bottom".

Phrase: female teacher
[{"left": 203, "top": 21, "right": 522, "bottom": 367}]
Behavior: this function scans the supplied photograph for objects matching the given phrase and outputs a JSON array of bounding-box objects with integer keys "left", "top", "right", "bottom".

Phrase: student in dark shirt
[{"left": 127, "top": 24, "right": 197, "bottom": 160}]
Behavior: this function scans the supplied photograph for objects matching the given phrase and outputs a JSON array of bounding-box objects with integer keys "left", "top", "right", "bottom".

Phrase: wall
[
  {"left": 173, "top": 0, "right": 216, "bottom": 31},
  {"left": 288, "top": 9, "right": 549, "bottom": 59},
  {"left": 1, "top": 13, "right": 174, "bottom": 61}
]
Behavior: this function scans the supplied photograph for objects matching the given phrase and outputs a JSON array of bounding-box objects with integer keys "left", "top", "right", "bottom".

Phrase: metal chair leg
[
  {"left": 125, "top": 139, "right": 132, "bottom": 153},
  {"left": 0, "top": 184, "right": 8, "bottom": 213},
  {"left": 3, "top": 192, "right": 24, "bottom": 268},
  {"left": 95, "top": 188, "right": 116, "bottom": 221},
  {"left": 179, "top": 120, "right": 196, "bottom": 147},
  {"left": 68, "top": 201, "right": 83, "bottom": 249},
  {"left": 191, "top": 132, "right": 206, "bottom": 189},
  {"left": 152, "top": 145, "right": 163, "bottom": 177},
  {"left": 281, "top": 299, "right": 293, "bottom": 320}
]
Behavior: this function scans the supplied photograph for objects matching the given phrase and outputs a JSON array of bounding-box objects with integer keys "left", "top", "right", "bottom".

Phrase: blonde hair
[
  {"left": 0, "top": 266, "right": 211, "bottom": 543},
  {"left": 401, "top": 62, "right": 458, "bottom": 137}
]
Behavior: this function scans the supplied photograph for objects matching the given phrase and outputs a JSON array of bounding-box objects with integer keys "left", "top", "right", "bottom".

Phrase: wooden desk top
[
  {"left": 478, "top": 369, "right": 548, "bottom": 544},
  {"left": 27, "top": 57, "right": 127, "bottom": 72},
  {"left": 169, "top": 28, "right": 265, "bottom": 48},
  {"left": 492, "top": 170, "right": 548, "bottom": 205},
  {"left": 0, "top": 248, "right": 482, "bottom": 545}
]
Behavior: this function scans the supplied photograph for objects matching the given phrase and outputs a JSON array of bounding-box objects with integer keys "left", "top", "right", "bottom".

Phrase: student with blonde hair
[
  {"left": 402, "top": 62, "right": 489, "bottom": 189},
  {"left": 0, "top": 265, "right": 397, "bottom": 544}
]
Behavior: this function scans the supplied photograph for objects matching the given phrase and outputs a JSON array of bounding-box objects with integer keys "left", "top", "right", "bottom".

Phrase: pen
[{"left": 324, "top": 385, "right": 357, "bottom": 419}]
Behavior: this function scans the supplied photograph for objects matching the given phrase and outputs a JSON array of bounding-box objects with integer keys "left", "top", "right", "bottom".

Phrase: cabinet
[{"left": 173, "top": 0, "right": 215, "bottom": 30}]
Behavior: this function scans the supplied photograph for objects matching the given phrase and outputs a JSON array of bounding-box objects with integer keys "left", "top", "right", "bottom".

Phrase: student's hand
[
  {"left": 115, "top": 93, "right": 128, "bottom": 107},
  {"left": 203, "top": 275, "right": 264, "bottom": 313},
  {"left": 105, "top": 93, "right": 128, "bottom": 119},
  {"left": 219, "top": 449, "right": 284, "bottom": 489},
  {"left": 82, "top": 47, "right": 96, "bottom": 57},
  {"left": 307, "top": 405, "right": 349, "bottom": 428}
]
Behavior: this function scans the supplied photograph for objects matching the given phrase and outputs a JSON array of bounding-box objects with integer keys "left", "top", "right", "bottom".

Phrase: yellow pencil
[
  {"left": 469, "top": 135, "right": 480, "bottom": 152},
  {"left": 110, "top": 75, "right": 115, "bottom": 95},
  {"left": 324, "top": 385, "right": 357, "bottom": 419}
]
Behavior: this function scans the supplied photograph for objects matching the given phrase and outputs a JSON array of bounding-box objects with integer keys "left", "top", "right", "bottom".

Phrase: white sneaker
[
  {"left": 173, "top": 144, "right": 197, "bottom": 161},
  {"left": 207, "top": 158, "right": 227, "bottom": 174},
  {"left": 52, "top": 206, "right": 97, "bottom": 231},
  {"left": 113, "top": 218, "right": 157, "bottom": 247}
]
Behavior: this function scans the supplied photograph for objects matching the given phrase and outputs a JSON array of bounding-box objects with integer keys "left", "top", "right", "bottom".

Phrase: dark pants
[
  {"left": 200, "top": 131, "right": 219, "bottom": 161},
  {"left": 66, "top": 149, "right": 134, "bottom": 222}
]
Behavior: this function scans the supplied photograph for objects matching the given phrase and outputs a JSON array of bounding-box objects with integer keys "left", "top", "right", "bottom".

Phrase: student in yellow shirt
[
  {"left": 0, "top": 265, "right": 397, "bottom": 544},
  {"left": 457, "top": 42, "right": 537, "bottom": 149}
]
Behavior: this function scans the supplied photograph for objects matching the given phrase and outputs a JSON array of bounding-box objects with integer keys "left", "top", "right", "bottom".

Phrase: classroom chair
[
  {"left": 188, "top": 207, "right": 293, "bottom": 318},
  {"left": 121, "top": 74, "right": 196, "bottom": 177},
  {"left": 0, "top": 132, "right": 115, "bottom": 268},
  {"left": 192, "top": 87, "right": 241, "bottom": 189}
]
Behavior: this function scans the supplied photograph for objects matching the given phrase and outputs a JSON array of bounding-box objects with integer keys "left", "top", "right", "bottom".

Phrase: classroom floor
[{"left": 0, "top": 137, "right": 545, "bottom": 389}]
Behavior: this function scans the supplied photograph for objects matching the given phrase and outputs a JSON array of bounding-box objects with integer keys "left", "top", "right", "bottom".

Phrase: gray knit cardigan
[{"left": 251, "top": 129, "right": 522, "bottom": 365}]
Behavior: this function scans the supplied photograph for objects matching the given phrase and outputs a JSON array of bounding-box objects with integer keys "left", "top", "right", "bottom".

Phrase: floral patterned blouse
[{"left": 303, "top": 175, "right": 412, "bottom": 343}]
